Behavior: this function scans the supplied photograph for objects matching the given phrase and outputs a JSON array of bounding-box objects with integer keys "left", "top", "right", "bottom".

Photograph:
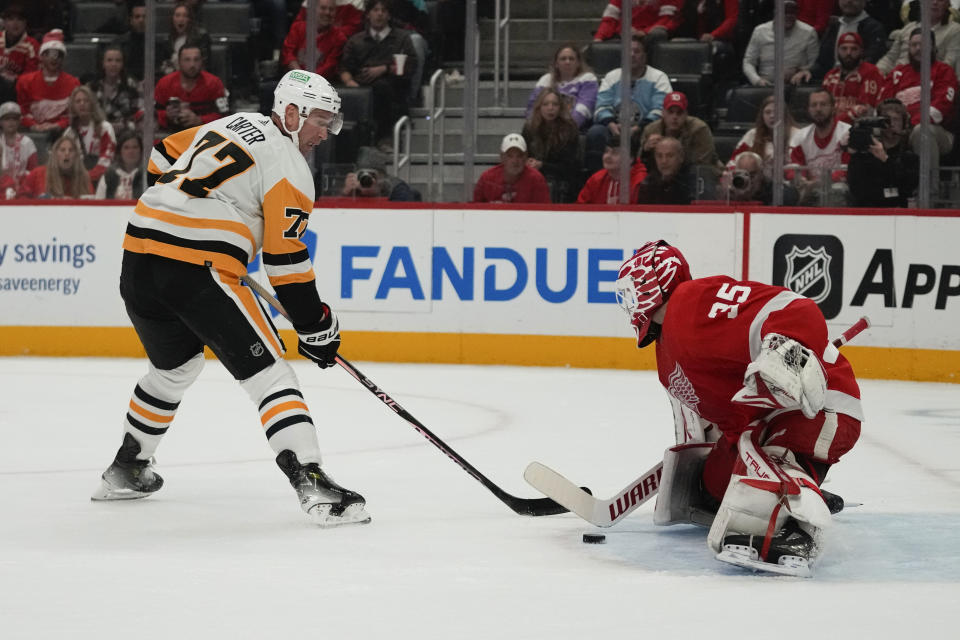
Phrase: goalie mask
[
  {"left": 614, "top": 240, "right": 691, "bottom": 348},
  {"left": 273, "top": 69, "right": 343, "bottom": 147}
]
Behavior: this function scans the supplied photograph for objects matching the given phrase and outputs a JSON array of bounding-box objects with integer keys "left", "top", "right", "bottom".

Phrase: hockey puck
[{"left": 582, "top": 533, "right": 606, "bottom": 544}]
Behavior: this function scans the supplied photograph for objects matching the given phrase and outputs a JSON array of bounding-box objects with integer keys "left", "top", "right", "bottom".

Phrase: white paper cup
[{"left": 393, "top": 53, "right": 407, "bottom": 76}]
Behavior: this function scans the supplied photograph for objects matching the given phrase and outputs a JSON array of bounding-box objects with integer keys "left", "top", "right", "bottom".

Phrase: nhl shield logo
[
  {"left": 250, "top": 342, "right": 265, "bottom": 357},
  {"left": 784, "top": 245, "right": 831, "bottom": 303},
  {"left": 772, "top": 234, "right": 844, "bottom": 319}
]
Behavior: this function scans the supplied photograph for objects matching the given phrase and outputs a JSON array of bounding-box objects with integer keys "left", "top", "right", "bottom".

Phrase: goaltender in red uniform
[{"left": 614, "top": 240, "right": 863, "bottom": 576}]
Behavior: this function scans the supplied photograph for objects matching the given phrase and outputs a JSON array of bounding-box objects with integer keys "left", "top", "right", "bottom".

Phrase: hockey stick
[
  {"left": 524, "top": 316, "right": 872, "bottom": 527},
  {"left": 239, "top": 273, "right": 571, "bottom": 517}
]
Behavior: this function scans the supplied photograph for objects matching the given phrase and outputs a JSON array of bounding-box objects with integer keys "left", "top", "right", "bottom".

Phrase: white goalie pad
[
  {"left": 653, "top": 443, "right": 715, "bottom": 527},
  {"left": 707, "top": 431, "right": 832, "bottom": 554},
  {"left": 669, "top": 396, "right": 719, "bottom": 445}
]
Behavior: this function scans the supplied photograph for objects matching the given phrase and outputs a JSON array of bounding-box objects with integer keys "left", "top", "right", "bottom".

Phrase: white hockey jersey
[{"left": 126, "top": 112, "right": 315, "bottom": 290}]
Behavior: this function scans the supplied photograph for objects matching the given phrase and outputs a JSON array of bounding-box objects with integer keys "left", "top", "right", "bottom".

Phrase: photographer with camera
[
  {"left": 340, "top": 146, "right": 421, "bottom": 201},
  {"left": 847, "top": 99, "right": 919, "bottom": 208},
  {"left": 724, "top": 151, "right": 798, "bottom": 205}
]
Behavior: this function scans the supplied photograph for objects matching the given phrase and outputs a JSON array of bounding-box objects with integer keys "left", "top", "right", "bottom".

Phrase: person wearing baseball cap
[
  {"left": 0, "top": 3, "right": 39, "bottom": 104},
  {"left": 639, "top": 91, "right": 722, "bottom": 179},
  {"left": 473, "top": 133, "right": 551, "bottom": 203},
  {"left": 805, "top": 0, "right": 887, "bottom": 84},
  {"left": 14, "top": 29, "right": 80, "bottom": 133},
  {"left": 821, "top": 31, "right": 884, "bottom": 124}
]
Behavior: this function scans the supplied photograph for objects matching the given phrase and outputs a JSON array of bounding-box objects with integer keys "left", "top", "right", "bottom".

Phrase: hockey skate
[
  {"left": 716, "top": 518, "right": 817, "bottom": 578},
  {"left": 91, "top": 433, "right": 164, "bottom": 501},
  {"left": 276, "top": 451, "right": 371, "bottom": 527}
]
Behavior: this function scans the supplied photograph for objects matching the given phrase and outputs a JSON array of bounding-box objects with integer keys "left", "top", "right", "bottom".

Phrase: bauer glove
[{"left": 296, "top": 304, "right": 340, "bottom": 369}]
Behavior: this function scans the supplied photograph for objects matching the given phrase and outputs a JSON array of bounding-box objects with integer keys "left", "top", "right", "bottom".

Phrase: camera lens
[
  {"left": 357, "top": 170, "right": 375, "bottom": 188},
  {"left": 732, "top": 173, "right": 748, "bottom": 190}
]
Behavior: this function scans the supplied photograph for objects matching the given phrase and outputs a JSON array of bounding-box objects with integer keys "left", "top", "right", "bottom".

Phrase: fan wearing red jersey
[
  {"left": 92, "top": 70, "right": 370, "bottom": 528},
  {"left": 614, "top": 241, "right": 863, "bottom": 576}
]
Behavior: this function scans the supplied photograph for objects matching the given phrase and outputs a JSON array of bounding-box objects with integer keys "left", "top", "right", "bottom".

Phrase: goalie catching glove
[
  {"left": 732, "top": 333, "right": 827, "bottom": 419},
  {"left": 296, "top": 303, "right": 340, "bottom": 369}
]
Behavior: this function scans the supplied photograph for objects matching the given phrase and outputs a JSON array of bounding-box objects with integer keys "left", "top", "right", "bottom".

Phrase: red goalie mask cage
[{"left": 615, "top": 240, "right": 691, "bottom": 347}]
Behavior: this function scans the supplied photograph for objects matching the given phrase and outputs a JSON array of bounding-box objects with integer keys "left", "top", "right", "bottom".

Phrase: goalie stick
[
  {"left": 239, "top": 274, "right": 571, "bottom": 517},
  {"left": 524, "top": 316, "right": 871, "bottom": 528}
]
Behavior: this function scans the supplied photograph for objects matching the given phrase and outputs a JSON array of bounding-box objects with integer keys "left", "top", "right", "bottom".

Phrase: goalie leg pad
[
  {"left": 654, "top": 443, "right": 716, "bottom": 527},
  {"left": 707, "top": 431, "right": 831, "bottom": 556}
]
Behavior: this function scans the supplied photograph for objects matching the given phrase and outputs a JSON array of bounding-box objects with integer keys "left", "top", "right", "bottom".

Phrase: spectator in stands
[
  {"left": 678, "top": 0, "right": 738, "bottom": 43},
  {"left": 63, "top": 86, "right": 117, "bottom": 184},
  {"left": 806, "top": 0, "right": 888, "bottom": 83},
  {"left": 881, "top": 29, "right": 959, "bottom": 171},
  {"left": 18, "top": 134, "right": 92, "bottom": 199},
  {"left": 340, "top": 0, "right": 418, "bottom": 151},
  {"left": 724, "top": 150, "right": 799, "bottom": 204},
  {"left": 95, "top": 129, "right": 145, "bottom": 200},
  {"left": 789, "top": 89, "right": 851, "bottom": 205},
  {"left": 160, "top": 2, "right": 212, "bottom": 76},
  {"left": 522, "top": 88, "right": 582, "bottom": 203},
  {"left": 742, "top": 1, "right": 819, "bottom": 87},
  {"left": 390, "top": 0, "right": 431, "bottom": 104},
  {"left": 726, "top": 95, "right": 805, "bottom": 178},
  {"left": 17, "top": 0, "right": 66, "bottom": 43},
  {"left": 473, "top": 133, "right": 551, "bottom": 203},
  {"left": 593, "top": 0, "right": 684, "bottom": 50},
  {"left": 0, "top": 3, "right": 38, "bottom": 104},
  {"left": 586, "top": 35, "right": 671, "bottom": 174},
  {"left": 294, "top": 0, "right": 366, "bottom": 39},
  {"left": 820, "top": 32, "right": 885, "bottom": 123},
  {"left": 15, "top": 29, "right": 79, "bottom": 134},
  {"left": 847, "top": 97, "right": 919, "bottom": 207},
  {"left": 155, "top": 44, "right": 230, "bottom": 132},
  {"left": 640, "top": 91, "right": 722, "bottom": 177},
  {"left": 576, "top": 131, "right": 646, "bottom": 204},
  {"left": 525, "top": 45, "right": 598, "bottom": 131},
  {"left": 113, "top": 1, "right": 165, "bottom": 82},
  {"left": 339, "top": 146, "right": 421, "bottom": 201},
  {"left": 879, "top": 0, "right": 960, "bottom": 77},
  {"left": 0, "top": 101, "right": 38, "bottom": 197},
  {"left": 676, "top": 0, "right": 738, "bottom": 81},
  {"left": 636, "top": 136, "right": 695, "bottom": 204},
  {"left": 736, "top": 0, "right": 834, "bottom": 41},
  {"left": 281, "top": 0, "right": 347, "bottom": 81},
  {"left": 87, "top": 45, "right": 143, "bottom": 132}
]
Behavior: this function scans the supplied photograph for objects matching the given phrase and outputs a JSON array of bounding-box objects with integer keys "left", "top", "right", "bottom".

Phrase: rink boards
[{"left": 0, "top": 202, "right": 957, "bottom": 382}]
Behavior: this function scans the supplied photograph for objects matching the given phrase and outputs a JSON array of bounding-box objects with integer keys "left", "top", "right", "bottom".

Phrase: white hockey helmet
[{"left": 272, "top": 69, "right": 343, "bottom": 145}]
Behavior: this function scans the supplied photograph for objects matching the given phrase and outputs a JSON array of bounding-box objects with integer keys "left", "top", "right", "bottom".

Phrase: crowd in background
[{"left": 0, "top": 0, "right": 955, "bottom": 207}]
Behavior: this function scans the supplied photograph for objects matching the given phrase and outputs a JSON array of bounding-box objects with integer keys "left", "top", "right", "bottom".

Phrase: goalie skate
[
  {"left": 276, "top": 451, "right": 371, "bottom": 528},
  {"left": 91, "top": 433, "right": 164, "bottom": 501},
  {"left": 716, "top": 519, "right": 816, "bottom": 578}
]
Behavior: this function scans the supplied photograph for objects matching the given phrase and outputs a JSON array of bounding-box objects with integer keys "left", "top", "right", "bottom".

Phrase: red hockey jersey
[
  {"left": 0, "top": 30, "right": 38, "bottom": 81},
  {"left": 594, "top": 0, "right": 684, "bottom": 41},
  {"left": 15, "top": 70, "right": 81, "bottom": 128},
  {"left": 656, "top": 276, "right": 862, "bottom": 447},
  {"left": 881, "top": 60, "right": 959, "bottom": 127},
  {"left": 822, "top": 61, "right": 884, "bottom": 124},
  {"left": 154, "top": 70, "right": 229, "bottom": 130}
]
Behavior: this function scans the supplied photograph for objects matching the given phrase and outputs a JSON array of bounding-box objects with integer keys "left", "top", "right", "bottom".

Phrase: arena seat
[
  {"left": 713, "top": 134, "right": 742, "bottom": 165},
  {"left": 201, "top": 3, "right": 252, "bottom": 42},
  {"left": 716, "top": 86, "right": 773, "bottom": 134},
  {"left": 650, "top": 40, "right": 713, "bottom": 76},
  {"left": 334, "top": 87, "right": 375, "bottom": 162},
  {"left": 71, "top": 2, "right": 119, "bottom": 37},
  {"left": 584, "top": 42, "right": 623, "bottom": 77},
  {"left": 63, "top": 42, "right": 101, "bottom": 82}
]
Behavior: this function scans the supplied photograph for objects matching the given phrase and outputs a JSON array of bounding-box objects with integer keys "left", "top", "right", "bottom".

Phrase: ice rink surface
[{"left": 1, "top": 356, "right": 958, "bottom": 638}]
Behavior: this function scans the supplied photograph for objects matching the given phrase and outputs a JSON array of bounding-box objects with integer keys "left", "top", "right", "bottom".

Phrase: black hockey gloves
[{"left": 296, "top": 304, "right": 340, "bottom": 369}]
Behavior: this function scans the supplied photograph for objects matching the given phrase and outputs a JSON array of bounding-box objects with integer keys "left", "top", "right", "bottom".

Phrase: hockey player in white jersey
[{"left": 92, "top": 70, "right": 371, "bottom": 527}]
